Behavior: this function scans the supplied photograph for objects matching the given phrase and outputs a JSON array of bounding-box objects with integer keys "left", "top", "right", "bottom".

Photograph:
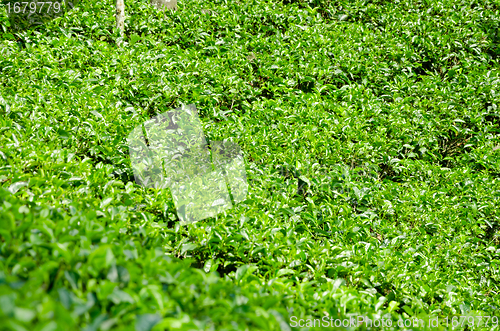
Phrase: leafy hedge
[{"left": 1, "top": 0, "right": 500, "bottom": 330}]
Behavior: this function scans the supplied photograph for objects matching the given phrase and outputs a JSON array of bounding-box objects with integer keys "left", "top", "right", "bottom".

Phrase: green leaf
[
  {"left": 8, "top": 181, "right": 28, "bottom": 194},
  {"left": 108, "top": 288, "right": 135, "bottom": 305},
  {"left": 235, "top": 264, "right": 258, "bottom": 282},
  {"left": 276, "top": 268, "right": 295, "bottom": 277},
  {"left": 135, "top": 314, "right": 162, "bottom": 331},
  {"left": 89, "top": 246, "right": 115, "bottom": 272},
  {"left": 388, "top": 301, "right": 399, "bottom": 313},
  {"left": 14, "top": 307, "right": 36, "bottom": 323},
  {"left": 0, "top": 294, "right": 16, "bottom": 316},
  {"left": 180, "top": 243, "right": 198, "bottom": 255}
]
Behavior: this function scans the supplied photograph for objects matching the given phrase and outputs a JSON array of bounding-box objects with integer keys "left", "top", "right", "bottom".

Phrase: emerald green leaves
[{"left": 1, "top": 0, "right": 500, "bottom": 329}]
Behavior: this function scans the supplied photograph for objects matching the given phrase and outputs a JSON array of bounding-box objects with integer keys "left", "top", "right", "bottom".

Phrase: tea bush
[{"left": 1, "top": 0, "right": 500, "bottom": 330}]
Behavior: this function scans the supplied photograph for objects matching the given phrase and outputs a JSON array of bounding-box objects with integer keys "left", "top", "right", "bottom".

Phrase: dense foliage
[{"left": 1, "top": 0, "right": 500, "bottom": 329}]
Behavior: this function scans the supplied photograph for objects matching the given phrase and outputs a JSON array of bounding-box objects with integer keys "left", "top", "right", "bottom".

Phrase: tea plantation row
[{"left": 1, "top": 0, "right": 500, "bottom": 330}]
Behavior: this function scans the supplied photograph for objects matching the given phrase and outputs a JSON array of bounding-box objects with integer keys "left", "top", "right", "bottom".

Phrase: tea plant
[{"left": 1, "top": 0, "right": 500, "bottom": 330}]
